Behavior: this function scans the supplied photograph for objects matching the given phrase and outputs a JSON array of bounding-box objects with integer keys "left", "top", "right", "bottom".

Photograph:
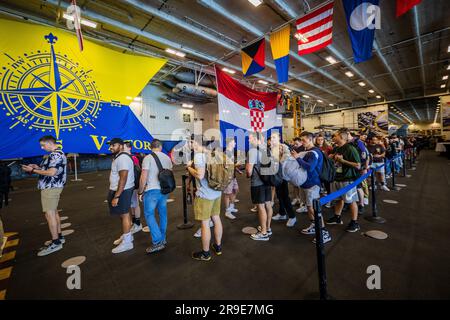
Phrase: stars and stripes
[{"left": 296, "top": 1, "right": 334, "bottom": 55}]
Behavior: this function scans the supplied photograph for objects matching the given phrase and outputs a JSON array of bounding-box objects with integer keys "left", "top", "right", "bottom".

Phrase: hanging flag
[
  {"left": 70, "top": 0, "right": 84, "bottom": 51},
  {"left": 296, "top": 1, "right": 334, "bottom": 55},
  {"left": 215, "top": 66, "right": 281, "bottom": 142},
  {"left": 342, "top": 0, "right": 380, "bottom": 63},
  {"left": 0, "top": 19, "right": 167, "bottom": 159},
  {"left": 241, "top": 38, "right": 265, "bottom": 77},
  {"left": 396, "top": 0, "right": 422, "bottom": 17},
  {"left": 270, "top": 25, "right": 290, "bottom": 83}
]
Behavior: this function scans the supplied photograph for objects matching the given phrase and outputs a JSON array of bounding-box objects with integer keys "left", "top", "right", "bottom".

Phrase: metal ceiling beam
[
  {"left": 197, "top": 0, "right": 364, "bottom": 100},
  {"left": 41, "top": 0, "right": 330, "bottom": 102},
  {"left": 413, "top": 6, "right": 426, "bottom": 96},
  {"left": 373, "top": 41, "right": 405, "bottom": 98},
  {"left": 408, "top": 101, "right": 421, "bottom": 121},
  {"left": 121, "top": 0, "right": 341, "bottom": 100},
  {"left": 425, "top": 99, "right": 431, "bottom": 121}
]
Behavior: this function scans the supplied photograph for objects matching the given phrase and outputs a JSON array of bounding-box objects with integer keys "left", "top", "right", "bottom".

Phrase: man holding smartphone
[{"left": 21, "top": 136, "right": 67, "bottom": 256}]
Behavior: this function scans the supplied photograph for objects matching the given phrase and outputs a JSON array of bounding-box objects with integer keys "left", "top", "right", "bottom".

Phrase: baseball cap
[{"left": 107, "top": 138, "right": 124, "bottom": 145}]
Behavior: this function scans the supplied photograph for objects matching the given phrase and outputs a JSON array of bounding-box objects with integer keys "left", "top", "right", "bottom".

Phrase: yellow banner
[{"left": 0, "top": 18, "right": 166, "bottom": 106}]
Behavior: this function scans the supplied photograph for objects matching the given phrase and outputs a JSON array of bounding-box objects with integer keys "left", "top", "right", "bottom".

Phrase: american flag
[{"left": 296, "top": 1, "right": 334, "bottom": 55}]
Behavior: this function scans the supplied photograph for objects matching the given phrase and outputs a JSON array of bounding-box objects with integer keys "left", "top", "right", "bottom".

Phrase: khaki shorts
[
  {"left": 194, "top": 196, "right": 221, "bottom": 221},
  {"left": 41, "top": 188, "right": 63, "bottom": 212}
]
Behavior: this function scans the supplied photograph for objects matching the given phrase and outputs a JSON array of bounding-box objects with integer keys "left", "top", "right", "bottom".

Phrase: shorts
[
  {"left": 331, "top": 181, "right": 359, "bottom": 204},
  {"left": 223, "top": 178, "right": 239, "bottom": 195},
  {"left": 194, "top": 196, "right": 221, "bottom": 221},
  {"left": 41, "top": 188, "right": 63, "bottom": 212},
  {"left": 107, "top": 188, "right": 134, "bottom": 215},
  {"left": 130, "top": 189, "right": 139, "bottom": 208},
  {"left": 371, "top": 162, "right": 385, "bottom": 174},
  {"left": 299, "top": 185, "right": 320, "bottom": 207},
  {"left": 251, "top": 185, "right": 272, "bottom": 204}
]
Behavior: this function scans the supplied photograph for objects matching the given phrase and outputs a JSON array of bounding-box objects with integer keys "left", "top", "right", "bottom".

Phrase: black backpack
[
  {"left": 319, "top": 150, "right": 336, "bottom": 183},
  {"left": 117, "top": 153, "right": 141, "bottom": 190},
  {"left": 150, "top": 152, "right": 176, "bottom": 194},
  {"left": 256, "top": 148, "right": 284, "bottom": 187}
]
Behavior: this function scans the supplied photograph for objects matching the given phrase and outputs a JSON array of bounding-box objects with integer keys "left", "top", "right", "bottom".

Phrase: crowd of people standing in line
[{"left": 13, "top": 129, "right": 417, "bottom": 260}]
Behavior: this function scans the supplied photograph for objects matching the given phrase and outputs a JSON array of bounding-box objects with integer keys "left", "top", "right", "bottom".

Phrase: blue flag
[{"left": 342, "top": 0, "right": 380, "bottom": 63}]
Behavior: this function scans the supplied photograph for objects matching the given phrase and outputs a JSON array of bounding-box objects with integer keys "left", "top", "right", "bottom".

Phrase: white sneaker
[
  {"left": 113, "top": 235, "right": 123, "bottom": 246},
  {"left": 296, "top": 206, "right": 308, "bottom": 213},
  {"left": 381, "top": 185, "right": 390, "bottom": 191},
  {"left": 234, "top": 199, "right": 240, "bottom": 203},
  {"left": 364, "top": 198, "right": 369, "bottom": 205},
  {"left": 130, "top": 223, "right": 142, "bottom": 234},
  {"left": 112, "top": 241, "right": 133, "bottom": 254},
  {"left": 194, "top": 228, "right": 202, "bottom": 238},
  {"left": 286, "top": 217, "right": 297, "bottom": 227},
  {"left": 257, "top": 226, "right": 273, "bottom": 236},
  {"left": 250, "top": 206, "right": 258, "bottom": 212},
  {"left": 230, "top": 208, "right": 238, "bottom": 213},
  {"left": 301, "top": 222, "right": 316, "bottom": 235},
  {"left": 291, "top": 198, "right": 299, "bottom": 206},
  {"left": 225, "top": 211, "right": 236, "bottom": 220},
  {"left": 250, "top": 232, "right": 270, "bottom": 241},
  {"left": 312, "top": 230, "right": 332, "bottom": 244},
  {"left": 37, "top": 242, "right": 63, "bottom": 256},
  {"left": 272, "top": 214, "right": 288, "bottom": 221}
]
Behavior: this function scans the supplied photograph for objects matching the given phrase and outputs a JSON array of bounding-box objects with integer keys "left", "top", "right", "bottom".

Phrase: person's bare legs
[
  {"left": 121, "top": 212, "right": 132, "bottom": 234},
  {"left": 224, "top": 195, "right": 231, "bottom": 210},
  {"left": 211, "top": 215, "right": 223, "bottom": 246},
  {"left": 357, "top": 188, "right": 364, "bottom": 206},
  {"left": 334, "top": 200, "right": 345, "bottom": 217},
  {"left": 45, "top": 210, "right": 59, "bottom": 240},
  {"left": 55, "top": 211, "right": 62, "bottom": 234},
  {"left": 257, "top": 204, "right": 267, "bottom": 234},
  {"left": 201, "top": 219, "right": 211, "bottom": 251},
  {"left": 265, "top": 201, "right": 273, "bottom": 230},
  {"left": 349, "top": 202, "right": 358, "bottom": 221}
]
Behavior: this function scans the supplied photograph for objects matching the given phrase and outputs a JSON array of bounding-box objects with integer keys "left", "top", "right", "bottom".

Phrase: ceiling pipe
[
  {"left": 42, "top": 0, "right": 329, "bottom": 102},
  {"left": 197, "top": 0, "right": 364, "bottom": 100},
  {"left": 121, "top": 0, "right": 341, "bottom": 100},
  {"left": 412, "top": 6, "right": 426, "bottom": 96},
  {"left": 408, "top": 101, "right": 422, "bottom": 121}
]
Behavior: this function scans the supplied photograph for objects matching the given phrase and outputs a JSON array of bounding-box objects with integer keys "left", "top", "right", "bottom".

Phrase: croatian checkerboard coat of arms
[{"left": 248, "top": 99, "right": 264, "bottom": 132}]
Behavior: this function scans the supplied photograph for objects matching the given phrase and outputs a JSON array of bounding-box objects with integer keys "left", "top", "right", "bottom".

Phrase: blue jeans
[{"left": 143, "top": 189, "right": 168, "bottom": 245}]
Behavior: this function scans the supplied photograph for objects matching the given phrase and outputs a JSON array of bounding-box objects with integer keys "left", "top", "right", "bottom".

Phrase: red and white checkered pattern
[{"left": 250, "top": 109, "right": 264, "bottom": 132}]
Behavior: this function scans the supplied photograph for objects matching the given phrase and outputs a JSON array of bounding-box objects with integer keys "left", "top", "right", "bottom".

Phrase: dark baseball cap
[{"left": 107, "top": 138, "right": 124, "bottom": 145}]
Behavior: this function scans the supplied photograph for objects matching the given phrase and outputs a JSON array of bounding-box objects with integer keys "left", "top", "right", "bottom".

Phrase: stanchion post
[
  {"left": 312, "top": 199, "right": 329, "bottom": 300},
  {"left": 391, "top": 159, "right": 400, "bottom": 191},
  {"left": 402, "top": 152, "right": 406, "bottom": 177},
  {"left": 409, "top": 149, "right": 413, "bottom": 169},
  {"left": 365, "top": 170, "right": 386, "bottom": 223},
  {"left": 177, "top": 174, "right": 194, "bottom": 230},
  {"left": 413, "top": 147, "right": 417, "bottom": 164}
]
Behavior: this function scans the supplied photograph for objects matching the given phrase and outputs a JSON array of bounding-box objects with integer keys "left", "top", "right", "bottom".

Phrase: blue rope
[{"left": 318, "top": 152, "right": 404, "bottom": 206}]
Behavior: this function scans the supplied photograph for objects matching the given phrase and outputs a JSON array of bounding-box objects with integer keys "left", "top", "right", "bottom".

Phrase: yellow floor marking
[
  {"left": 0, "top": 267, "right": 12, "bottom": 281},
  {"left": 4, "top": 232, "right": 18, "bottom": 238},
  {"left": 0, "top": 251, "right": 16, "bottom": 263},
  {"left": 0, "top": 290, "right": 6, "bottom": 300},
  {"left": 4, "top": 239, "right": 19, "bottom": 249}
]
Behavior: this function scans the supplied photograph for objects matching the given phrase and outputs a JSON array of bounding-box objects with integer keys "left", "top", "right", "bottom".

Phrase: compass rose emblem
[{"left": 0, "top": 33, "right": 103, "bottom": 138}]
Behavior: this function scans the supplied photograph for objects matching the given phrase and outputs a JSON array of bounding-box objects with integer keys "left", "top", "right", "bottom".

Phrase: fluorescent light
[
  {"left": 329, "top": 103, "right": 334, "bottom": 106},
  {"left": 447, "top": 65, "right": 450, "bottom": 70},
  {"left": 133, "top": 97, "right": 142, "bottom": 102},
  {"left": 165, "top": 48, "right": 186, "bottom": 57},
  {"left": 325, "top": 56, "right": 337, "bottom": 64},
  {"left": 345, "top": 71, "right": 354, "bottom": 77},
  {"left": 441, "top": 84, "right": 446, "bottom": 88},
  {"left": 448, "top": 45, "right": 450, "bottom": 53},
  {"left": 368, "top": 89, "right": 375, "bottom": 94},
  {"left": 126, "top": 96, "right": 133, "bottom": 100},
  {"left": 248, "top": 0, "right": 263, "bottom": 7},
  {"left": 258, "top": 80, "right": 268, "bottom": 85},
  {"left": 358, "top": 82, "right": 366, "bottom": 87},
  {"left": 302, "top": 95, "right": 310, "bottom": 98},
  {"left": 294, "top": 32, "right": 309, "bottom": 43},
  {"left": 222, "top": 67, "right": 236, "bottom": 74},
  {"left": 376, "top": 95, "right": 382, "bottom": 99},
  {"left": 182, "top": 103, "right": 193, "bottom": 108},
  {"left": 443, "top": 75, "right": 449, "bottom": 80},
  {"left": 63, "top": 13, "right": 97, "bottom": 28},
  {"left": 283, "top": 88, "right": 292, "bottom": 92},
  {"left": 317, "top": 100, "right": 323, "bottom": 103}
]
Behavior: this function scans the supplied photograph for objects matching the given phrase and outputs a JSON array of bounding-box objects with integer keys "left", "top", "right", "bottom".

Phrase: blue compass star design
[{"left": 0, "top": 33, "right": 103, "bottom": 138}]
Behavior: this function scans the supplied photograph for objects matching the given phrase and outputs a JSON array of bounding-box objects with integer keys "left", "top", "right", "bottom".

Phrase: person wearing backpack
[
  {"left": 187, "top": 137, "right": 223, "bottom": 261},
  {"left": 138, "top": 139, "right": 173, "bottom": 254},
  {"left": 247, "top": 132, "right": 273, "bottom": 241},
  {"left": 21, "top": 136, "right": 67, "bottom": 256},
  {"left": 123, "top": 141, "right": 143, "bottom": 234},
  {"left": 291, "top": 132, "right": 331, "bottom": 244},
  {"left": 106, "top": 138, "right": 135, "bottom": 254},
  {"left": 326, "top": 131, "right": 362, "bottom": 233}
]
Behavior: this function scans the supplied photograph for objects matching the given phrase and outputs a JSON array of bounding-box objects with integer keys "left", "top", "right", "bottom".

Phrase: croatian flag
[{"left": 215, "top": 66, "right": 282, "bottom": 145}]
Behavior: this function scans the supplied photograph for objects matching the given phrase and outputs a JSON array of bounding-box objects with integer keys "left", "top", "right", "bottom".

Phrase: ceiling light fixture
[
  {"left": 182, "top": 103, "right": 193, "bottom": 108},
  {"left": 443, "top": 75, "right": 449, "bottom": 80},
  {"left": 376, "top": 95, "right": 381, "bottom": 99},
  {"left": 325, "top": 56, "right": 337, "bottom": 64},
  {"left": 317, "top": 100, "right": 323, "bottom": 103},
  {"left": 302, "top": 95, "right": 310, "bottom": 98},
  {"left": 358, "top": 82, "right": 366, "bottom": 87},
  {"left": 248, "top": 0, "right": 263, "bottom": 7},
  {"left": 283, "top": 88, "right": 292, "bottom": 92},
  {"left": 165, "top": 48, "right": 186, "bottom": 57},
  {"left": 368, "top": 89, "right": 375, "bottom": 94},
  {"left": 345, "top": 71, "right": 354, "bottom": 77},
  {"left": 63, "top": 13, "right": 97, "bottom": 28},
  {"left": 222, "top": 67, "right": 236, "bottom": 74},
  {"left": 441, "top": 84, "right": 446, "bottom": 88},
  {"left": 294, "top": 32, "right": 309, "bottom": 43},
  {"left": 258, "top": 80, "right": 268, "bottom": 85}
]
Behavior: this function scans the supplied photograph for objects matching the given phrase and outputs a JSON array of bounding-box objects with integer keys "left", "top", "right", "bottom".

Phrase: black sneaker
[
  {"left": 145, "top": 243, "right": 165, "bottom": 254},
  {"left": 345, "top": 221, "right": 361, "bottom": 233},
  {"left": 326, "top": 215, "right": 343, "bottom": 225},
  {"left": 192, "top": 250, "right": 211, "bottom": 261},
  {"left": 212, "top": 244, "right": 222, "bottom": 256},
  {"left": 358, "top": 205, "right": 364, "bottom": 215}
]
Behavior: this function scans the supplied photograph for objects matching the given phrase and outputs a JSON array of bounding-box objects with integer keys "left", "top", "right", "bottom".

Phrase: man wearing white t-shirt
[
  {"left": 107, "top": 138, "right": 135, "bottom": 254},
  {"left": 138, "top": 139, "right": 173, "bottom": 254}
]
